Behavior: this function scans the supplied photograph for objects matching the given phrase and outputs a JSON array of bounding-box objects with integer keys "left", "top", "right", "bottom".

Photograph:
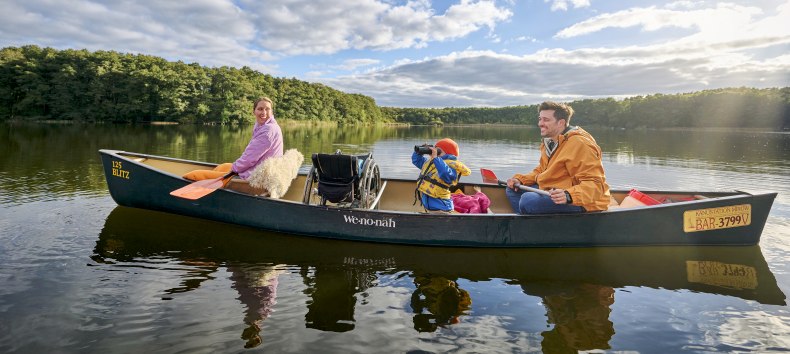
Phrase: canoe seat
[{"left": 303, "top": 150, "right": 382, "bottom": 209}]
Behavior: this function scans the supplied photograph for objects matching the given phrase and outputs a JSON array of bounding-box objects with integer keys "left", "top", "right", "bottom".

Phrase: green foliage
[
  {"left": 0, "top": 46, "right": 386, "bottom": 124},
  {"left": 384, "top": 88, "right": 788, "bottom": 130}
]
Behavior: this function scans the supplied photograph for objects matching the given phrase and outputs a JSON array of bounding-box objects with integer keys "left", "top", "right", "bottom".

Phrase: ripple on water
[{"left": 712, "top": 310, "right": 790, "bottom": 351}]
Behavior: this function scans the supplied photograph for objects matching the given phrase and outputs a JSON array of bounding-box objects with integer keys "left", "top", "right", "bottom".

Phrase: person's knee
[
  {"left": 183, "top": 169, "right": 222, "bottom": 181},
  {"left": 518, "top": 193, "right": 544, "bottom": 214},
  {"left": 505, "top": 188, "right": 521, "bottom": 212},
  {"left": 214, "top": 163, "right": 233, "bottom": 172},
  {"left": 183, "top": 170, "right": 207, "bottom": 180},
  {"left": 184, "top": 163, "right": 233, "bottom": 181}
]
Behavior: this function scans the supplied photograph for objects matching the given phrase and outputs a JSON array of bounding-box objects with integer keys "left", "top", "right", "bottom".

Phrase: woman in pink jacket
[{"left": 183, "top": 97, "right": 284, "bottom": 181}]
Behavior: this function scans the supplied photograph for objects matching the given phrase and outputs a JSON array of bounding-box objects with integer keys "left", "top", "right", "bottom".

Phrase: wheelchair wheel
[
  {"left": 302, "top": 166, "right": 322, "bottom": 205},
  {"left": 357, "top": 156, "right": 382, "bottom": 209}
]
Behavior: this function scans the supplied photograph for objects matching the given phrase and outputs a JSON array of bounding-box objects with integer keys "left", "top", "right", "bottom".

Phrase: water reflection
[
  {"left": 229, "top": 264, "right": 282, "bottom": 348},
  {"left": 93, "top": 206, "right": 786, "bottom": 350},
  {"left": 301, "top": 263, "right": 375, "bottom": 333},
  {"left": 524, "top": 282, "right": 615, "bottom": 352},
  {"left": 410, "top": 275, "right": 471, "bottom": 332}
]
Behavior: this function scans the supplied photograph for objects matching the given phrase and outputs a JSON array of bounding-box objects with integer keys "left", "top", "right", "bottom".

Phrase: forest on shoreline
[{"left": 1, "top": 46, "right": 788, "bottom": 130}]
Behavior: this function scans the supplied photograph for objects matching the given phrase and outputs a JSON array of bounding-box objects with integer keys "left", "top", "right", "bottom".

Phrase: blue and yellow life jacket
[{"left": 415, "top": 157, "right": 470, "bottom": 201}]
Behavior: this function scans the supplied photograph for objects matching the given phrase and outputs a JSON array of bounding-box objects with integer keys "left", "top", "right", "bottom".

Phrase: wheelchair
[{"left": 302, "top": 150, "right": 382, "bottom": 209}]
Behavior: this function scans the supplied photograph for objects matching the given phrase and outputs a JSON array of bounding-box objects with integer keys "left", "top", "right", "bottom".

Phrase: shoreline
[{"left": 1, "top": 120, "right": 785, "bottom": 133}]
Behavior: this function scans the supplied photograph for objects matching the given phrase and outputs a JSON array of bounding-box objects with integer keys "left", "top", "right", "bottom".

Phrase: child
[{"left": 412, "top": 138, "right": 471, "bottom": 212}]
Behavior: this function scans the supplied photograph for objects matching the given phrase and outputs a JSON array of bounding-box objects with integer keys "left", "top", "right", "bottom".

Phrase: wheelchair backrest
[
  {"left": 311, "top": 153, "right": 359, "bottom": 184},
  {"left": 311, "top": 153, "right": 360, "bottom": 204}
]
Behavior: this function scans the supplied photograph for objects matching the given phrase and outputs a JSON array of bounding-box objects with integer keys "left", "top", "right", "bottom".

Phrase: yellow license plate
[
  {"left": 686, "top": 260, "right": 757, "bottom": 289},
  {"left": 683, "top": 204, "right": 751, "bottom": 232}
]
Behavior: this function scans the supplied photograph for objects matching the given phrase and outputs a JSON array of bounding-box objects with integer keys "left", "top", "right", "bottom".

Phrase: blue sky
[{"left": 1, "top": 0, "right": 788, "bottom": 107}]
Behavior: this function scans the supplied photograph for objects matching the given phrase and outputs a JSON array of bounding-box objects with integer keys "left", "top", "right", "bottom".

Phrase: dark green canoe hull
[{"left": 100, "top": 149, "right": 776, "bottom": 248}]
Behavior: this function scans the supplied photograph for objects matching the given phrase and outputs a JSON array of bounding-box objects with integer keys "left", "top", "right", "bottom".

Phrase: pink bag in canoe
[{"left": 451, "top": 192, "right": 491, "bottom": 214}]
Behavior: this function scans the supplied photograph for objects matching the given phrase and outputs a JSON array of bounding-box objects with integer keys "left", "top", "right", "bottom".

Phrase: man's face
[{"left": 538, "top": 109, "right": 566, "bottom": 138}]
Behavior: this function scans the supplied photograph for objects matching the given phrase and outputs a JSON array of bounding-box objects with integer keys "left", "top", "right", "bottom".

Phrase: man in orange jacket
[{"left": 506, "top": 101, "right": 611, "bottom": 214}]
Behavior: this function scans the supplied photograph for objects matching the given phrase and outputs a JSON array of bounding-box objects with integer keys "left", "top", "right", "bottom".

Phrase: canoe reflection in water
[{"left": 93, "top": 207, "right": 786, "bottom": 350}]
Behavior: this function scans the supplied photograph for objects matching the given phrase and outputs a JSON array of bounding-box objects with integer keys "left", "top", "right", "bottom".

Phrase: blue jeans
[{"left": 505, "top": 186, "right": 585, "bottom": 214}]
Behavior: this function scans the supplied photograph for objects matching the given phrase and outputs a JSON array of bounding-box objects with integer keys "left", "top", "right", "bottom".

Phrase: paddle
[
  {"left": 170, "top": 171, "right": 237, "bottom": 200},
  {"left": 479, "top": 168, "right": 551, "bottom": 196}
]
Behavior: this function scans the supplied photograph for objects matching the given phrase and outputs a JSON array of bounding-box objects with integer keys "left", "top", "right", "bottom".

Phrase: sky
[{"left": 1, "top": 0, "right": 789, "bottom": 108}]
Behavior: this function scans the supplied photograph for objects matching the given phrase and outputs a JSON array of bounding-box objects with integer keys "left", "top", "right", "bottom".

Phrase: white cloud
[
  {"left": 305, "top": 70, "right": 330, "bottom": 79},
  {"left": 546, "top": 0, "right": 591, "bottom": 12},
  {"left": 665, "top": 1, "right": 707, "bottom": 10},
  {"left": 0, "top": 0, "right": 511, "bottom": 71},
  {"left": 0, "top": 0, "right": 279, "bottom": 71},
  {"left": 504, "top": 36, "right": 538, "bottom": 45},
  {"left": 322, "top": 1, "right": 790, "bottom": 108},
  {"left": 250, "top": 0, "right": 512, "bottom": 55},
  {"left": 331, "top": 59, "right": 381, "bottom": 71},
  {"left": 555, "top": 3, "right": 762, "bottom": 39},
  {"left": 549, "top": 2, "right": 790, "bottom": 75}
]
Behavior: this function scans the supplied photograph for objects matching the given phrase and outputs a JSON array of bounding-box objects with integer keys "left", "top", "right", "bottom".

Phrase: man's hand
[
  {"left": 549, "top": 188, "right": 568, "bottom": 204},
  {"left": 506, "top": 178, "right": 521, "bottom": 191}
]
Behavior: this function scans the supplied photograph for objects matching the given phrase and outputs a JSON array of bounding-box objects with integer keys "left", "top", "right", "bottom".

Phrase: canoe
[{"left": 99, "top": 149, "right": 777, "bottom": 248}]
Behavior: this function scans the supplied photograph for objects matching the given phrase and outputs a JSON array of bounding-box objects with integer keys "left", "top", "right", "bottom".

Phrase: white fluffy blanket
[{"left": 248, "top": 149, "right": 304, "bottom": 199}]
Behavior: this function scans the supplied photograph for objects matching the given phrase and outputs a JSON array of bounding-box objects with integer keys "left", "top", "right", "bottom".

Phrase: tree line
[
  {"left": 383, "top": 88, "right": 789, "bottom": 130},
  {"left": 0, "top": 45, "right": 384, "bottom": 124},
  {"left": 1, "top": 45, "right": 787, "bottom": 130}
]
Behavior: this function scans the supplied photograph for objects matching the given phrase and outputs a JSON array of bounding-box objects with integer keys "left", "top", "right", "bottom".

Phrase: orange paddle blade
[
  {"left": 480, "top": 168, "right": 500, "bottom": 184},
  {"left": 170, "top": 176, "right": 228, "bottom": 200}
]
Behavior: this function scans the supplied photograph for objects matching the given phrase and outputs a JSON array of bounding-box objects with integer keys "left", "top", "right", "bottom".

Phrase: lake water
[{"left": 1, "top": 123, "right": 789, "bottom": 353}]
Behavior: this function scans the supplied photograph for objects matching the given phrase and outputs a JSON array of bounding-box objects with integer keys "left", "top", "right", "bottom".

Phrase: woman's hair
[{"left": 254, "top": 97, "right": 274, "bottom": 110}]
